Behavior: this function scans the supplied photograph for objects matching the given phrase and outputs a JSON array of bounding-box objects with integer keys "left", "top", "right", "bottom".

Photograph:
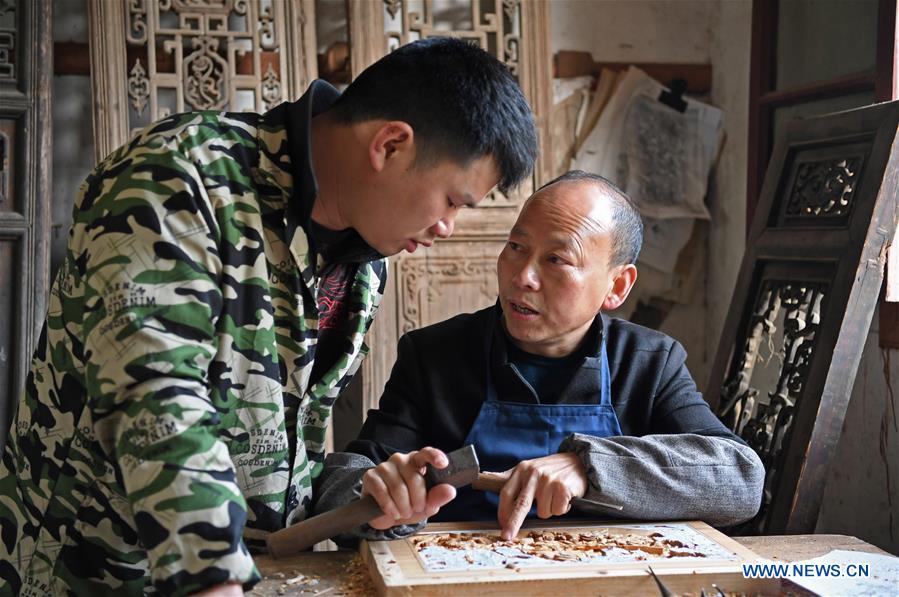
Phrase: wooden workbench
[{"left": 248, "top": 534, "right": 893, "bottom": 595}]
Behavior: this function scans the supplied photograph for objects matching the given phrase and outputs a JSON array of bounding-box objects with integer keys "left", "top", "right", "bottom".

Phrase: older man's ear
[{"left": 601, "top": 264, "right": 638, "bottom": 311}]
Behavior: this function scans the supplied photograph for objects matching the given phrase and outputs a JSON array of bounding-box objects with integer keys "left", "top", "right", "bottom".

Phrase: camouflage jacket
[{"left": 0, "top": 81, "right": 386, "bottom": 595}]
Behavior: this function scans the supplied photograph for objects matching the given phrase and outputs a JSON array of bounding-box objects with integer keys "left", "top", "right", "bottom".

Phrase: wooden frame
[
  {"left": 360, "top": 520, "right": 775, "bottom": 596},
  {"left": 0, "top": 0, "right": 52, "bottom": 447},
  {"left": 747, "top": 0, "right": 897, "bottom": 226},
  {"left": 707, "top": 100, "right": 899, "bottom": 534}
]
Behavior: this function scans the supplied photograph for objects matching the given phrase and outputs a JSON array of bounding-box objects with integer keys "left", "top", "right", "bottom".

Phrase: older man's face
[{"left": 497, "top": 181, "right": 621, "bottom": 358}]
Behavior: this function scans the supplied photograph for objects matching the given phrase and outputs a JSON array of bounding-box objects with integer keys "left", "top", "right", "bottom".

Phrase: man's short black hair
[
  {"left": 329, "top": 37, "right": 537, "bottom": 194},
  {"left": 538, "top": 170, "right": 644, "bottom": 266}
]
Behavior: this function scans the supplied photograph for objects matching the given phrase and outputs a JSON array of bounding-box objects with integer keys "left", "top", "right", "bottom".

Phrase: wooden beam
[
  {"left": 554, "top": 50, "right": 712, "bottom": 94},
  {"left": 875, "top": 0, "right": 898, "bottom": 102},
  {"left": 747, "top": 0, "right": 777, "bottom": 234},
  {"left": 758, "top": 71, "right": 877, "bottom": 107}
]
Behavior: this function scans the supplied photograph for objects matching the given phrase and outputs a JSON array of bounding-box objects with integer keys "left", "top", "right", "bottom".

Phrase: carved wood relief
[
  {"left": 707, "top": 102, "right": 899, "bottom": 534},
  {"left": 719, "top": 278, "right": 828, "bottom": 534},
  {"left": 349, "top": 0, "right": 552, "bottom": 413},
  {"left": 88, "top": 0, "right": 318, "bottom": 163},
  {"left": 396, "top": 251, "right": 501, "bottom": 334}
]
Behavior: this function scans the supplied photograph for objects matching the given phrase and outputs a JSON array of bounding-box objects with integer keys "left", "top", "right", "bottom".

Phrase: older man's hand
[
  {"left": 361, "top": 447, "right": 457, "bottom": 530},
  {"left": 497, "top": 452, "right": 588, "bottom": 540}
]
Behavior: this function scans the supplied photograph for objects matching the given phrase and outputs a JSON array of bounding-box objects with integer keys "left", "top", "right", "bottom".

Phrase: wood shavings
[
  {"left": 411, "top": 529, "right": 710, "bottom": 564},
  {"left": 253, "top": 557, "right": 374, "bottom": 596},
  {"left": 337, "top": 554, "right": 377, "bottom": 596}
]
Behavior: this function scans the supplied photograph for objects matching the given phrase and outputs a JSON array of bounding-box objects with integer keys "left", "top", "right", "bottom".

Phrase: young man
[
  {"left": 0, "top": 39, "right": 537, "bottom": 596},
  {"left": 314, "top": 171, "right": 764, "bottom": 542}
]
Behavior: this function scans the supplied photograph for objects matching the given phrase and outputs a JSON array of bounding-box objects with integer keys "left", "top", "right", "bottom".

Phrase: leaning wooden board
[{"left": 361, "top": 520, "right": 780, "bottom": 595}]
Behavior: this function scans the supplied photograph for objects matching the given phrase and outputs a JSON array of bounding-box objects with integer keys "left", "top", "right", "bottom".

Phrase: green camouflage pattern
[{"left": 0, "top": 101, "right": 385, "bottom": 595}]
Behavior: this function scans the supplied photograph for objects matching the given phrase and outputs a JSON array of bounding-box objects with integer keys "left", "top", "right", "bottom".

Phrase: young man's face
[
  {"left": 356, "top": 153, "right": 499, "bottom": 256},
  {"left": 497, "top": 182, "right": 626, "bottom": 357}
]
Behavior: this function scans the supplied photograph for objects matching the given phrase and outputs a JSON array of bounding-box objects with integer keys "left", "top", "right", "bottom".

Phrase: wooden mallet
[{"left": 266, "top": 444, "right": 481, "bottom": 558}]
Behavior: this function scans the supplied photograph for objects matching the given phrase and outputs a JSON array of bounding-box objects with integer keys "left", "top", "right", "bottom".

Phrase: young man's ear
[
  {"left": 369, "top": 121, "right": 415, "bottom": 172},
  {"left": 602, "top": 264, "right": 638, "bottom": 311}
]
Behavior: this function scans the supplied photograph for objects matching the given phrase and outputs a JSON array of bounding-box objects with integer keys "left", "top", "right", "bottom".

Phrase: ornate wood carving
[
  {"left": 396, "top": 253, "right": 499, "bottom": 334},
  {"left": 785, "top": 158, "right": 862, "bottom": 218},
  {"left": 707, "top": 101, "right": 899, "bottom": 534},
  {"left": 88, "top": 0, "right": 318, "bottom": 163},
  {"left": 0, "top": 0, "right": 51, "bottom": 447}
]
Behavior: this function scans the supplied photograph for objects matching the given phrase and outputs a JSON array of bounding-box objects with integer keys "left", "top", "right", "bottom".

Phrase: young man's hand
[
  {"left": 361, "top": 447, "right": 457, "bottom": 530},
  {"left": 496, "top": 452, "right": 587, "bottom": 540}
]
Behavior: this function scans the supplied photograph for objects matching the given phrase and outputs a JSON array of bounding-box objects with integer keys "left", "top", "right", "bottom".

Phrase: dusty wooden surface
[
  {"left": 248, "top": 533, "right": 894, "bottom": 595},
  {"left": 735, "top": 533, "right": 893, "bottom": 561},
  {"left": 248, "top": 550, "right": 358, "bottom": 596}
]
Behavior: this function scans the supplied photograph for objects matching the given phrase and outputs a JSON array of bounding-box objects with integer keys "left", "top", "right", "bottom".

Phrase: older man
[{"left": 313, "top": 171, "right": 764, "bottom": 541}]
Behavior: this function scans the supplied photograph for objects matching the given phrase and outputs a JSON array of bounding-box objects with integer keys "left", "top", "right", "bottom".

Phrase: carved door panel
[
  {"left": 346, "top": 0, "right": 554, "bottom": 412},
  {"left": 706, "top": 101, "right": 899, "bottom": 534},
  {"left": 0, "top": 0, "right": 52, "bottom": 447},
  {"left": 88, "top": 0, "right": 319, "bottom": 162}
]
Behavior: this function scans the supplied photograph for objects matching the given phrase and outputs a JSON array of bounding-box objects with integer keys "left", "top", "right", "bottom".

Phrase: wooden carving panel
[
  {"left": 707, "top": 101, "right": 899, "bottom": 534},
  {"left": 363, "top": 242, "right": 504, "bottom": 413},
  {"left": 360, "top": 520, "right": 776, "bottom": 596},
  {"left": 395, "top": 246, "right": 501, "bottom": 335},
  {"left": 89, "top": 0, "right": 318, "bottom": 162}
]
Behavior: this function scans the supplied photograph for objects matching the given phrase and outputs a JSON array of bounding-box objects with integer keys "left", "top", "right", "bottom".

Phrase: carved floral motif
[
  {"left": 261, "top": 62, "right": 282, "bottom": 109},
  {"left": 128, "top": 59, "right": 150, "bottom": 115},
  {"left": 398, "top": 256, "right": 498, "bottom": 333},
  {"left": 124, "top": 0, "right": 291, "bottom": 127},
  {"left": 786, "top": 157, "right": 864, "bottom": 217},
  {"left": 719, "top": 281, "right": 827, "bottom": 533}
]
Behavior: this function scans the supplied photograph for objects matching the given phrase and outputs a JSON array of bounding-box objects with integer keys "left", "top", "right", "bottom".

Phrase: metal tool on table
[
  {"left": 472, "top": 470, "right": 625, "bottom": 516},
  {"left": 266, "top": 444, "right": 481, "bottom": 558}
]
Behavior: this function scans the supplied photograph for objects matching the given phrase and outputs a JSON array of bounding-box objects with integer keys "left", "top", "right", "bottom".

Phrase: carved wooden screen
[
  {"left": 706, "top": 101, "right": 899, "bottom": 535},
  {"left": 87, "top": 0, "right": 318, "bottom": 163},
  {"left": 0, "top": 0, "right": 51, "bottom": 448},
  {"left": 346, "top": 0, "right": 554, "bottom": 412}
]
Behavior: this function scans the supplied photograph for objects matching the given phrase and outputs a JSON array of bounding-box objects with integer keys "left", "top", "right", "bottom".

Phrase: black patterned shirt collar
[
  {"left": 489, "top": 302, "right": 607, "bottom": 404},
  {"left": 283, "top": 79, "right": 383, "bottom": 266}
]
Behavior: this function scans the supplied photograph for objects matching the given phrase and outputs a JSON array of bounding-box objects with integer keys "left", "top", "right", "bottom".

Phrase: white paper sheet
[
  {"left": 784, "top": 549, "right": 899, "bottom": 597},
  {"left": 573, "top": 67, "right": 722, "bottom": 221}
]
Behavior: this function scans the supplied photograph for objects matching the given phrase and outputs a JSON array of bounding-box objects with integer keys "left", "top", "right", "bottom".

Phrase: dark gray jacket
[{"left": 313, "top": 306, "right": 764, "bottom": 537}]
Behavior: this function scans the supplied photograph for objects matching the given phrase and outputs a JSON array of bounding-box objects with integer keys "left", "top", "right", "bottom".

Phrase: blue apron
[{"left": 435, "top": 327, "right": 622, "bottom": 522}]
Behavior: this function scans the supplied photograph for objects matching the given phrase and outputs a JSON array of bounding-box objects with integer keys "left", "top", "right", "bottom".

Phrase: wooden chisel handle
[
  {"left": 472, "top": 471, "right": 625, "bottom": 514},
  {"left": 472, "top": 470, "right": 511, "bottom": 493},
  {"left": 266, "top": 494, "right": 384, "bottom": 558}
]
